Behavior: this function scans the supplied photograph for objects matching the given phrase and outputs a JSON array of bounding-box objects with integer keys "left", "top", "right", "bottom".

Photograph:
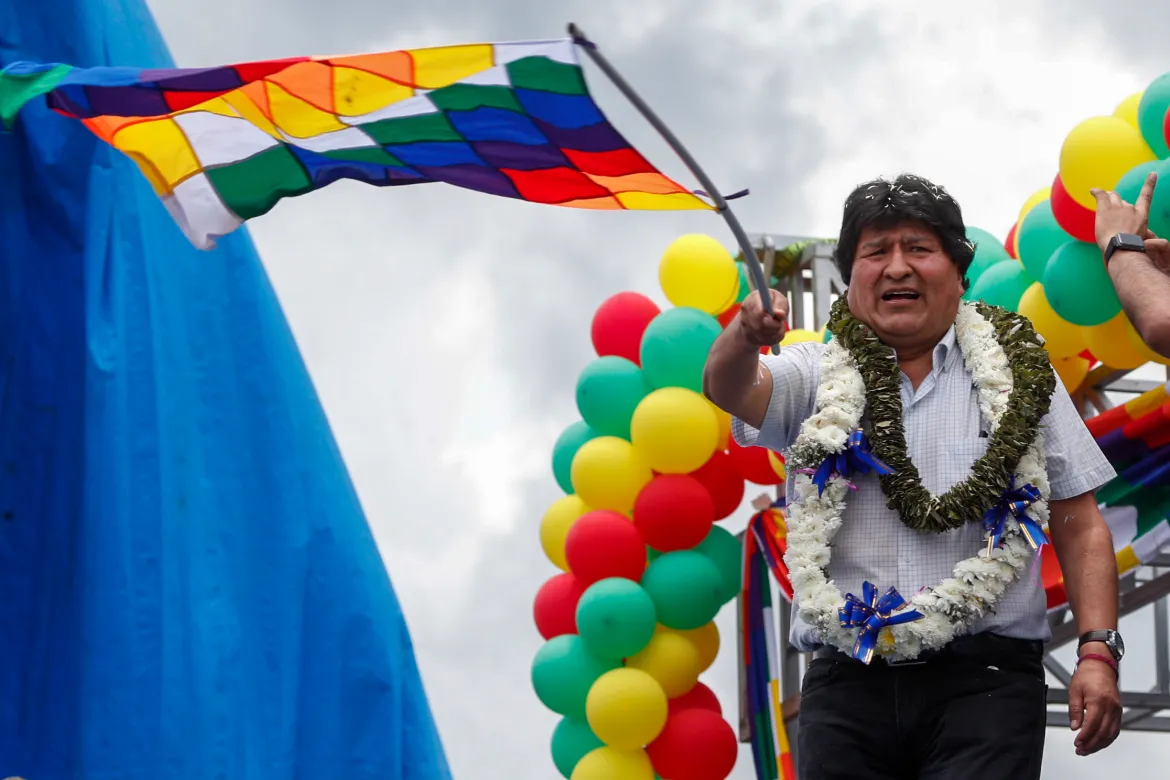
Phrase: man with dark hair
[{"left": 703, "top": 174, "right": 1123, "bottom": 779}]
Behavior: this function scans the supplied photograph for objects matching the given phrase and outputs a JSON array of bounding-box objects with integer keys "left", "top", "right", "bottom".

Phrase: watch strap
[
  {"left": 1078, "top": 629, "right": 1122, "bottom": 661},
  {"left": 1078, "top": 629, "right": 1113, "bottom": 645},
  {"left": 1105, "top": 232, "right": 1147, "bottom": 265}
]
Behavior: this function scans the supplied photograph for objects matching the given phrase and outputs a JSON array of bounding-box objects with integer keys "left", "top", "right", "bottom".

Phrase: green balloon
[
  {"left": 532, "top": 635, "right": 620, "bottom": 719},
  {"left": 695, "top": 525, "right": 743, "bottom": 605},
  {"left": 575, "top": 577, "right": 657, "bottom": 660},
  {"left": 965, "top": 226, "right": 1011, "bottom": 287},
  {"left": 551, "top": 717, "right": 604, "bottom": 779},
  {"left": 1042, "top": 241, "right": 1121, "bottom": 326},
  {"left": 640, "top": 551, "right": 723, "bottom": 630},
  {"left": 967, "top": 259, "right": 1034, "bottom": 311},
  {"left": 1138, "top": 72, "right": 1170, "bottom": 159},
  {"left": 552, "top": 421, "right": 599, "bottom": 494},
  {"left": 1115, "top": 159, "right": 1162, "bottom": 202},
  {"left": 734, "top": 262, "right": 750, "bottom": 304},
  {"left": 639, "top": 307, "right": 723, "bottom": 392},
  {"left": 1017, "top": 201, "right": 1072, "bottom": 282},
  {"left": 575, "top": 356, "right": 651, "bottom": 440},
  {"left": 1117, "top": 159, "right": 1170, "bottom": 238}
]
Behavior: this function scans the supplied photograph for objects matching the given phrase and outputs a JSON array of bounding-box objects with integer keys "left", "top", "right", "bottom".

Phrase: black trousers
[{"left": 797, "top": 633, "right": 1048, "bottom": 780}]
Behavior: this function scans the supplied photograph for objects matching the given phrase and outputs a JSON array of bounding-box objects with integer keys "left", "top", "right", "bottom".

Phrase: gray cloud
[{"left": 138, "top": 1, "right": 1170, "bottom": 777}]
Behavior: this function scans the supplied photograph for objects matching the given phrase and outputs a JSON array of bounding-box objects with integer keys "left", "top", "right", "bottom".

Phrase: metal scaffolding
[{"left": 734, "top": 234, "right": 1170, "bottom": 766}]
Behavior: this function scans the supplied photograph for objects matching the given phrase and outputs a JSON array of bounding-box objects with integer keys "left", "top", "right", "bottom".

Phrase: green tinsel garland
[{"left": 791, "top": 297, "right": 1055, "bottom": 534}]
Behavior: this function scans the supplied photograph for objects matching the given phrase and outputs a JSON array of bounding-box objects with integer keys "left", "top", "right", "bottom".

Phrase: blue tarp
[{"left": 0, "top": 1, "right": 451, "bottom": 778}]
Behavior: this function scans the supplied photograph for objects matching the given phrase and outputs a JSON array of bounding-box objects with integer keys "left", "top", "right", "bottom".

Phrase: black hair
[{"left": 834, "top": 174, "right": 975, "bottom": 289}]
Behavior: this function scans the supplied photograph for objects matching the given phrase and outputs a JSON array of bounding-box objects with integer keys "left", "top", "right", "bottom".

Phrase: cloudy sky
[{"left": 144, "top": 0, "right": 1170, "bottom": 777}]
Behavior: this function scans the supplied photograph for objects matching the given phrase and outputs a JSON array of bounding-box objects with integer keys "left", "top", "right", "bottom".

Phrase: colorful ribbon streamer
[
  {"left": 838, "top": 581, "right": 924, "bottom": 664},
  {"left": 748, "top": 498, "right": 792, "bottom": 601},
  {"left": 982, "top": 475, "right": 1047, "bottom": 556},
  {"left": 741, "top": 508, "right": 796, "bottom": 780},
  {"left": 804, "top": 429, "right": 894, "bottom": 495}
]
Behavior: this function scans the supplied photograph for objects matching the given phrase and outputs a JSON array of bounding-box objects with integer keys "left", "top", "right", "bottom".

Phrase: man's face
[{"left": 845, "top": 220, "right": 965, "bottom": 351}]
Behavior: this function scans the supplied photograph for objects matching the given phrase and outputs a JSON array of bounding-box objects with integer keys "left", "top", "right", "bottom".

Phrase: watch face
[{"left": 1112, "top": 631, "right": 1126, "bottom": 659}]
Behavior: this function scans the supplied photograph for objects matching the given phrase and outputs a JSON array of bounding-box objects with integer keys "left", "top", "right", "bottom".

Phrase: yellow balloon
[
  {"left": 570, "top": 747, "right": 655, "bottom": 780},
  {"left": 1125, "top": 317, "right": 1170, "bottom": 366},
  {"left": 659, "top": 234, "right": 739, "bottom": 315},
  {"left": 586, "top": 668, "right": 668, "bottom": 750},
  {"left": 1114, "top": 90, "right": 1144, "bottom": 131},
  {"left": 1017, "top": 283, "right": 1086, "bottom": 358},
  {"left": 676, "top": 621, "right": 720, "bottom": 673},
  {"left": 780, "top": 328, "right": 820, "bottom": 346},
  {"left": 626, "top": 628, "right": 703, "bottom": 697},
  {"left": 571, "top": 437, "right": 653, "bottom": 514},
  {"left": 1059, "top": 116, "right": 1156, "bottom": 209},
  {"left": 709, "top": 400, "right": 732, "bottom": 451},
  {"left": 1084, "top": 311, "right": 1149, "bottom": 370},
  {"left": 630, "top": 388, "right": 720, "bottom": 474},
  {"left": 1052, "top": 354, "right": 1090, "bottom": 393},
  {"left": 541, "top": 495, "right": 591, "bottom": 571}
]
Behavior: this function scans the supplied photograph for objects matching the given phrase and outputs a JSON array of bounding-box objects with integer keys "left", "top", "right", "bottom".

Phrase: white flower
[{"left": 784, "top": 302, "right": 1050, "bottom": 662}]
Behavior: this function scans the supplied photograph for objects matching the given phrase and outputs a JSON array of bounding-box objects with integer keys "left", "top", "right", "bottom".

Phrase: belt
[{"left": 811, "top": 632, "right": 1044, "bottom": 667}]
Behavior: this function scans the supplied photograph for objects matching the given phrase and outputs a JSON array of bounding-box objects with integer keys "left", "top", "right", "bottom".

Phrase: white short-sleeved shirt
[{"left": 732, "top": 327, "right": 1117, "bottom": 650}]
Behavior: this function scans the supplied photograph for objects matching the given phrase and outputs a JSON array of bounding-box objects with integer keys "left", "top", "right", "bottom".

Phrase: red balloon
[
  {"left": 591, "top": 292, "right": 661, "bottom": 365},
  {"left": 1004, "top": 222, "right": 1019, "bottom": 259},
  {"left": 633, "top": 474, "right": 716, "bottom": 552},
  {"left": 647, "top": 709, "right": 738, "bottom": 780},
  {"left": 727, "top": 436, "right": 785, "bottom": 486},
  {"left": 564, "top": 509, "right": 647, "bottom": 585},
  {"left": 668, "top": 682, "right": 722, "bottom": 716},
  {"left": 533, "top": 572, "right": 587, "bottom": 640},
  {"left": 716, "top": 303, "right": 740, "bottom": 328},
  {"left": 1050, "top": 175, "right": 1096, "bottom": 244},
  {"left": 690, "top": 451, "right": 745, "bottom": 520}
]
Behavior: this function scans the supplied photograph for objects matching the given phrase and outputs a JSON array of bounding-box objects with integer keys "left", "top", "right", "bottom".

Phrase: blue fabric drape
[{"left": 0, "top": 2, "right": 451, "bottom": 778}]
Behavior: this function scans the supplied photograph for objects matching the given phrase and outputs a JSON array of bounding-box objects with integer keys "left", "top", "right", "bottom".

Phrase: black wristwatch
[
  {"left": 1104, "top": 232, "right": 1146, "bottom": 265},
  {"left": 1078, "top": 629, "right": 1125, "bottom": 662}
]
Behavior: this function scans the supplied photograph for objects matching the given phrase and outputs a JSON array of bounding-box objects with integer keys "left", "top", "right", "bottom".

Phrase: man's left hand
[{"left": 1068, "top": 657, "right": 1122, "bottom": 756}]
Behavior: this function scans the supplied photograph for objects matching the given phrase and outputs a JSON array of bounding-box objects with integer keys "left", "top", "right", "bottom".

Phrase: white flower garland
[{"left": 784, "top": 302, "right": 1050, "bottom": 662}]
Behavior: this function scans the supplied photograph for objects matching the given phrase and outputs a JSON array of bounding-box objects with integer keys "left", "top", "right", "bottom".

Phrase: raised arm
[
  {"left": 1107, "top": 243, "right": 1170, "bottom": 357},
  {"left": 1091, "top": 172, "right": 1170, "bottom": 357},
  {"left": 702, "top": 289, "right": 789, "bottom": 429}
]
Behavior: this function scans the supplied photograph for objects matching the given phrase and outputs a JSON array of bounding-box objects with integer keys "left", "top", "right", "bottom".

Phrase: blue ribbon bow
[
  {"left": 982, "top": 475, "right": 1048, "bottom": 556},
  {"left": 837, "top": 581, "right": 924, "bottom": 664},
  {"left": 808, "top": 429, "right": 894, "bottom": 495}
]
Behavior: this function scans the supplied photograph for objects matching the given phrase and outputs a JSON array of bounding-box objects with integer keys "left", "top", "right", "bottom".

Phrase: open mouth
[{"left": 881, "top": 290, "right": 921, "bottom": 302}]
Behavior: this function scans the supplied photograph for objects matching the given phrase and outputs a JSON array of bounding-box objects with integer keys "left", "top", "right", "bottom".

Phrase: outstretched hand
[{"left": 1090, "top": 172, "right": 1157, "bottom": 252}]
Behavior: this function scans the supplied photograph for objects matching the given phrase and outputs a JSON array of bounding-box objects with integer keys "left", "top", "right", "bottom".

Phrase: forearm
[
  {"left": 1107, "top": 251, "right": 1170, "bottom": 356},
  {"left": 702, "top": 318, "right": 769, "bottom": 427},
  {"left": 1050, "top": 498, "right": 1118, "bottom": 638}
]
